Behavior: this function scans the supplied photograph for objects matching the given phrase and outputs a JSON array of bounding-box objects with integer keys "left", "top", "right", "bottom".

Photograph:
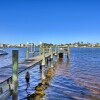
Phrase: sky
[{"left": 0, "top": 0, "right": 100, "bottom": 44}]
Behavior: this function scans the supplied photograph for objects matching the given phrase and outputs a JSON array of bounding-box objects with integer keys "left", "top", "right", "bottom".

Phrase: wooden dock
[
  {"left": 0, "top": 50, "right": 56, "bottom": 99},
  {"left": 0, "top": 45, "right": 69, "bottom": 100},
  {"left": 0, "top": 52, "right": 55, "bottom": 82}
]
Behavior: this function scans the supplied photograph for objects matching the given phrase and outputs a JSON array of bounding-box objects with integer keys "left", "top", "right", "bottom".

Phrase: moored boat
[{"left": 0, "top": 49, "right": 8, "bottom": 55}]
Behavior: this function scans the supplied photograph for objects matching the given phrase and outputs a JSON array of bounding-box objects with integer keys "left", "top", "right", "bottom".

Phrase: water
[
  {"left": 0, "top": 48, "right": 39, "bottom": 68},
  {"left": 45, "top": 48, "right": 100, "bottom": 100},
  {"left": 0, "top": 48, "right": 100, "bottom": 100}
]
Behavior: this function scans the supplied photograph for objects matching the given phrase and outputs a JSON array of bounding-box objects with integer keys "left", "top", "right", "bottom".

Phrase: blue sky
[{"left": 0, "top": 0, "right": 100, "bottom": 44}]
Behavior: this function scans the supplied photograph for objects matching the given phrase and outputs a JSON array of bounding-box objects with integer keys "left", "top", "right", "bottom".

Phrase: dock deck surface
[{"left": 0, "top": 52, "right": 52, "bottom": 84}]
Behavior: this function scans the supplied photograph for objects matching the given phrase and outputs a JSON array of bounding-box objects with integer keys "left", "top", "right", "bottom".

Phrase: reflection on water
[
  {"left": 0, "top": 48, "right": 100, "bottom": 100},
  {"left": 45, "top": 48, "right": 100, "bottom": 100}
]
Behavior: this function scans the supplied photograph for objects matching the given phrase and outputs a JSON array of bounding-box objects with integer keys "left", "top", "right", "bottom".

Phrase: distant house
[
  {"left": 0, "top": 44, "right": 7, "bottom": 48},
  {"left": 73, "top": 44, "right": 78, "bottom": 47}
]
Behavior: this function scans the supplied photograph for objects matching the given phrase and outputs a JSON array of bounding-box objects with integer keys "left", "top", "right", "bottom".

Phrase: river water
[{"left": 0, "top": 48, "right": 100, "bottom": 100}]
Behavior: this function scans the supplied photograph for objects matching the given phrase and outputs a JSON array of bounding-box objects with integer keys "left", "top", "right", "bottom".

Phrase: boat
[{"left": 0, "top": 49, "right": 8, "bottom": 55}]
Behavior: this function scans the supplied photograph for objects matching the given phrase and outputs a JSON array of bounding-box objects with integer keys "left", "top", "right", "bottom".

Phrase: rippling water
[{"left": 0, "top": 48, "right": 100, "bottom": 100}]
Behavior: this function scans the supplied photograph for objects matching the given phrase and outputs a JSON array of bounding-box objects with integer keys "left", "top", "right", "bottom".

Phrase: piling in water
[
  {"left": 41, "top": 48, "right": 46, "bottom": 80},
  {"left": 26, "top": 45, "right": 29, "bottom": 59},
  {"left": 50, "top": 47, "right": 53, "bottom": 59},
  {"left": 67, "top": 46, "right": 70, "bottom": 60},
  {"left": 12, "top": 50, "right": 18, "bottom": 100}
]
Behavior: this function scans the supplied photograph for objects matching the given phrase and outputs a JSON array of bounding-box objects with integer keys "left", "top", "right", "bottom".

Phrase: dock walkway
[
  {"left": 0, "top": 52, "right": 54, "bottom": 94},
  {"left": 0, "top": 52, "right": 54, "bottom": 83},
  {"left": 0, "top": 46, "right": 69, "bottom": 100}
]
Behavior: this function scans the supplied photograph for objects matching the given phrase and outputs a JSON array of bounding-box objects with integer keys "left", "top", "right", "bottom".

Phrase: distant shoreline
[
  {"left": 0, "top": 47, "right": 100, "bottom": 49},
  {"left": 71, "top": 47, "right": 100, "bottom": 48}
]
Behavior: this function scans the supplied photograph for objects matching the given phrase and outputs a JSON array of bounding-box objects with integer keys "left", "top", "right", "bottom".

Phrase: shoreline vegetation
[{"left": 0, "top": 42, "right": 100, "bottom": 48}]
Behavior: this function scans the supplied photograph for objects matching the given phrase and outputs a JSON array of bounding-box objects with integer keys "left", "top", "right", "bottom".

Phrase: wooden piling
[
  {"left": 46, "top": 58, "right": 48, "bottom": 66},
  {"left": 41, "top": 48, "right": 46, "bottom": 80},
  {"left": 31, "top": 42, "right": 33, "bottom": 52},
  {"left": 39, "top": 43, "right": 42, "bottom": 55},
  {"left": 26, "top": 43, "right": 29, "bottom": 59},
  {"left": 57, "top": 46, "right": 59, "bottom": 59},
  {"left": 34, "top": 42, "right": 35, "bottom": 52},
  {"left": 12, "top": 50, "right": 18, "bottom": 100},
  {"left": 40, "top": 63, "right": 42, "bottom": 71},
  {"left": 58, "top": 46, "right": 60, "bottom": 54},
  {"left": 54, "top": 46, "right": 57, "bottom": 56},
  {"left": 50, "top": 47, "right": 54, "bottom": 67},
  {"left": 50, "top": 47, "right": 53, "bottom": 59},
  {"left": 51, "top": 60, "right": 54, "bottom": 68},
  {"left": 67, "top": 46, "right": 70, "bottom": 60}
]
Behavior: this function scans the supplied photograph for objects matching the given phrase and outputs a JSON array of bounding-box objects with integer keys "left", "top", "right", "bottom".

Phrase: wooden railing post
[{"left": 12, "top": 50, "right": 18, "bottom": 100}]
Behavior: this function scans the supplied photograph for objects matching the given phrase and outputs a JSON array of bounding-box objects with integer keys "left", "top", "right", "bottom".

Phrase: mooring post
[
  {"left": 41, "top": 48, "right": 46, "bottom": 80},
  {"left": 67, "top": 46, "right": 70, "bottom": 60},
  {"left": 12, "top": 50, "right": 18, "bottom": 100},
  {"left": 26, "top": 42, "right": 29, "bottom": 59}
]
